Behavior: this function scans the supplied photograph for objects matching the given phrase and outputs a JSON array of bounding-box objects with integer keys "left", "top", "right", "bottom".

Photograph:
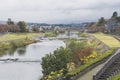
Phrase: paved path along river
[{"left": 77, "top": 63, "right": 105, "bottom": 80}]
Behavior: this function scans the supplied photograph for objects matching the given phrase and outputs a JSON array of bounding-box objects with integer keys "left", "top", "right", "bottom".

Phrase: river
[{"left": 0, "top": 40, "right": 66, "bottom": 80}]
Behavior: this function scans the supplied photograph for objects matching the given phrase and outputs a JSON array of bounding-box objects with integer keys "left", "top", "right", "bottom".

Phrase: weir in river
[{"left": 0, "top": 58, "right": 41, "bottom": 62}]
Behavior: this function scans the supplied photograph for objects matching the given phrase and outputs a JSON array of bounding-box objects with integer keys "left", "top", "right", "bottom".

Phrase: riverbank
[
  {"left": 40, "top": 32, "right": 115, "bottom": 80},
  {"left": 44, "top": 32, "right": 57, "bottom": 37},
  {"left": 0, "top": 33, "right": 39, "bottom": 56},
  {"left": 73, "top": 33, "right": 120, "bottom": 80},
  {"left": 92, "top": 33, "right": 120, "bottom": 48},
  {"left": 40, "top": 32, "right": 120, "bottom": 80},
  {"left": 67, "top": 48, "right": 114, "bottom": 79},
  {"left": 0, "top": 33, "right": 39, "bottom": 42}
]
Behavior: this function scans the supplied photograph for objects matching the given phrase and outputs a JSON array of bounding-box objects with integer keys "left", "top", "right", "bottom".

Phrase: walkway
[{"left": 77, "top": 63, "right": 105, "bottom": 80}]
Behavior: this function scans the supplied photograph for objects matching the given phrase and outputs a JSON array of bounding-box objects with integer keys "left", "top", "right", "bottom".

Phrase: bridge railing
[{"left": 93, "top": 48, "right": 120, "bottom": 80}]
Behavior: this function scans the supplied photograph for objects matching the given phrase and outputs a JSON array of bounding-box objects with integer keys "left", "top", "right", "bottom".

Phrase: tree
[
  {"left": 0, "top": 24, "right": 7, "bottom": 33},
  {"left": 7, "top": 25, "right": 20, "bottom": 32},
  {"left": 68, "top": 40, "right": 93, "bottom": 65},
  {"left": 116, "top": 16, "right": 120, "bottom": 22},
  {"left": 41, "top": 47, "right": 71, "bottom": 76},
  {"left": 32, "top": 26, "right": 40, "bottom": 32},
  {"left": 97, "top": 17, "right": 105, "bottom": 26},
  {"left": 111, "top": 11, "right": 118, "bottom": 19},
  {"left": 17, "top": 21, "right": 27, "bottom": 32},
  {"left": 7, "top": 18, "right": 14, "bottom": 25},
  {"left": 68, "top": 40, "right": 88, "bottom": 54}
]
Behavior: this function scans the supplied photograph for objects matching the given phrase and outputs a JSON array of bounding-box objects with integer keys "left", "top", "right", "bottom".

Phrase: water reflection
[
  {"left": 0, "top": 48, "right": 16, "bottom": 57},
  {"left": 17, "top": 47, "right": 26, "bottom": 56},
  {"left": 0, "top": 52, "right": 5, "bottom": 57},
  {"left": 8, "top": 48, "right": 16, "bottom": 56},
  {"left": 0, "top": 46, "right": 27, "bottom": 57}
]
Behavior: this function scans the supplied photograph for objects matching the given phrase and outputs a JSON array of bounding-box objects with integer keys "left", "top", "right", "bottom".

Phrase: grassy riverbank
[
  {"left": 0, "top": 33, "right": 39, "bottom": 42},
  {"left": 67, "top": 33, "right": 118, "bottom": 77},
  {"left": 40, "top": 32, "right": 120, "bottom": 80},
  {"left": 67, "top": 48, "right": 114, "bottom": 76},
  {"left": 41, "top": 35, "right": 115, "bottom": 80},
  {"left": 92, "top": 33, "right": 120, "bottom": 48},
  {"left": 0, "top": 33, "right": 39, "bottom": 56},
  {"left": 67, "top": 33, "right": 120, "bottom": 76},
  {"left": 44, "top": 32, "right": 57, "bottom": 37}
]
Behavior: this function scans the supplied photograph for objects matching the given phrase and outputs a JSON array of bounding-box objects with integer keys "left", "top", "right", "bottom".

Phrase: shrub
[
  {"left": 67, "top": 48, "right": 114, "bottom": 76},
  {"left": 110, "top": 74, "right": 120, "bottom": 80},
  {"left": 44, "top": 32, "right": 56, "bottom": 37},
  {"left": 41, "top": 47, "right": 72, "bottom": 76}
]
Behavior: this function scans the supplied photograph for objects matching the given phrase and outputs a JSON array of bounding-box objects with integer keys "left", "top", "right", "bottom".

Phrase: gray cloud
[{"left": 0, "top": 0, "right": 120, "bottom": 23}]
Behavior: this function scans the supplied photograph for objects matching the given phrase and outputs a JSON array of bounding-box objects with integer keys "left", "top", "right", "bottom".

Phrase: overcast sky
[{"left": 0, "top": 0, "right": 120, "bottom": 23}]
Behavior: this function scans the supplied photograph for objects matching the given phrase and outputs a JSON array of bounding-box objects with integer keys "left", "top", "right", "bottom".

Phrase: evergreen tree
[
  {"left": 17, "top": 21, "right": 27, "bottom": 32},
  {"left": 116, "top": 17, "right": 120, "bottom": 22},
  {"left": 97, "top": 17, "right": 105, "bottom": 26},
  {"left": 111, "top": 11, "right": 118, "bottom": 19},
  {"left": 7, "top": 18, "right": 14, "bottom": 25},
  {"left": 41, "top": 47, "right": 71, "bottom": 76}
]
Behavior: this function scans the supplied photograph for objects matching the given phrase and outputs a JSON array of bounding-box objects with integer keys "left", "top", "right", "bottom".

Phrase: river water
[{"left": 0, "top": 40, "right": 66, "bottom": 80}]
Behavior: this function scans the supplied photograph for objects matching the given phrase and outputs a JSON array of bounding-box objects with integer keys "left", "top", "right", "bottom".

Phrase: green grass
[
  {"left": 44, "top": 32, "right": 57, "bottom": 37},
  {"left": 0, "top": 33, "right": 39, "bottom": 42},
  {"left": 78, "top": 32, "right": 88, "bottom": 37},
  {"left": 0, "top": 33, "right": 39, "bottom": 56},
  {"left": 110, "top": 74, "right": 120, "bottom": 80},
  {"left": 92, "top": 33, "right": 120, "bottom": 48},
  {"left": 0, "top": 38, "right": 36, "bottom": 56},
  {"left": 67, "top": 48, "right": 114, "bottom": 76}
]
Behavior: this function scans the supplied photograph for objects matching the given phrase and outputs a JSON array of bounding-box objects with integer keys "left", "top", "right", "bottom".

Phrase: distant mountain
[
  {"left": 26, "top": 22, "right": 92, "bottom": 28},
  {"left": 0, "top": 21, "right": 6, "bottom": 24},
  {"left": 27, "top": 22, "right": 50, "bottom": 27},
  {"left": 0, "top": 20, "right": 92, "bottom": 28}
]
